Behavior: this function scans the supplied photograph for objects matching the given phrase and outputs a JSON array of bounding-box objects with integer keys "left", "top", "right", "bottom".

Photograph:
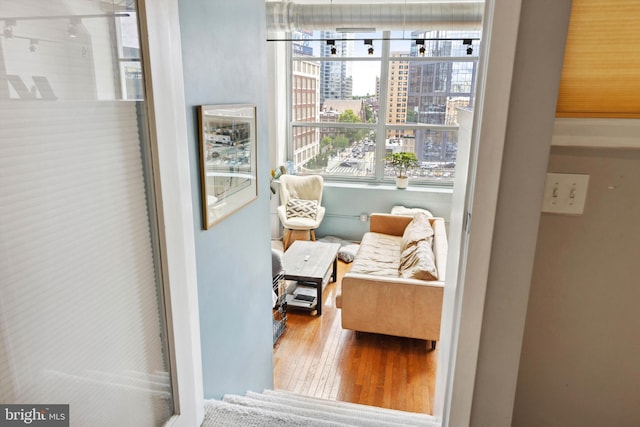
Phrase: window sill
[{"left": 323, "top": 180, "right": 453, "bottom": 194}]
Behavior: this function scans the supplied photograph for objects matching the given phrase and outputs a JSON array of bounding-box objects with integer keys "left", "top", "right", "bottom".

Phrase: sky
[
  {"left": 352, "top": 61, "right": 379, "bottom": 96},
  {"left": 350, "top": 36, "right": 380, "bottom": 96},
  {"left": 329, "top": 33, "right": 413, "bottom": 96}
]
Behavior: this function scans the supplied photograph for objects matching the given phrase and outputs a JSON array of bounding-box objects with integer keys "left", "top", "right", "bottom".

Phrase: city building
[
  {"left": 321, "top": 99, "right": 366, "bottom": 122},
  {"left": 407, "top": 30, "right": 479, "bottom": 164},
  {"left": 386, "top": 51, "right": 410, "bottom": 139},
  {"left": 319, "top": 31, "right": 354, "bottom": 103},
  {"left": 292, "top": 32, "right": 321, "bottom": 170}
]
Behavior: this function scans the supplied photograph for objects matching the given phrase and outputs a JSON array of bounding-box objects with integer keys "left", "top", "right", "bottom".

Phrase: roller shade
[
  {"left": 557, "top": 0, "right": 640, "bottom": 118},
  {"left": 0, "top": 100, "right": 171, "bottom": 425},
  {"left": 0, "top": 0, "right": 173, "bottom": 424}
]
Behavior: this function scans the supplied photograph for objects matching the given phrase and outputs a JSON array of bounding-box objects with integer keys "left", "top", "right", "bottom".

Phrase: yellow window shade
[{"left": 556, "top": 0, "right": 640, "bottom": 118}]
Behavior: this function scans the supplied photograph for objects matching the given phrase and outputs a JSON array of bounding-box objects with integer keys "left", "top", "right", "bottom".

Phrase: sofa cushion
[
  {"left": 399, "top": 239, "right": 438, "bottom": 280},
  {"left": 349, "top": 232, "right": 402, "bottom": 277},
  {"left": 286, "top": 198, "right": 318, "bottom": 219},
  {"left": 400, "top": 212, "right": 434, "bottom": 252}
]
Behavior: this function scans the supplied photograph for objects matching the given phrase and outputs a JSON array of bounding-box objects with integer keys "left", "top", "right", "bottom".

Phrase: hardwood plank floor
[{"left": 273, "top": 260, "right": 437, "bottom": 414}]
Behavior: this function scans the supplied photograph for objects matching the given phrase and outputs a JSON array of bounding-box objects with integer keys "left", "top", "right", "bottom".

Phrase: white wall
[
  {"left": 512, "top": 142, "right": 640, "bottom": 426},
  {"left": 468, "top": 0, "right": 573, "bottom": 425}
]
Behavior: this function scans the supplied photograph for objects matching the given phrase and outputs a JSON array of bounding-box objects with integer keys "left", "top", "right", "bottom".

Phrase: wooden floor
[{"left": 273, "top": 260, "right": 437, "bottom": 414}]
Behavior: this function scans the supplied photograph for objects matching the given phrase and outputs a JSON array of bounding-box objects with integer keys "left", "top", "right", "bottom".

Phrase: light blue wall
[
  {"left": 178, "top": 0, "right": 274, "bottom": 399},
  {"left": 317, "top": 184, "right": 453, "bottom": 241}
]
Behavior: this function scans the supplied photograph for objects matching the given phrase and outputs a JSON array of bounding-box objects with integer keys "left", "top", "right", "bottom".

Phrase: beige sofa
[{"left": 335, "top": 213, "right": 447, "bottom": 348}]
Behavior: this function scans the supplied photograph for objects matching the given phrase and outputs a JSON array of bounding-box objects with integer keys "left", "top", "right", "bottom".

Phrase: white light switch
[{"left": 541, "top": 173, "right": 589, "bottom": 215}]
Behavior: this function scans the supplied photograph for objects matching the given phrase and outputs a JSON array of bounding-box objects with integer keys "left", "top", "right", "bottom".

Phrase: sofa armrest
[
  {"left": 369, "top": 213, "right": 413, "bottom": 236},
  {"left": 430, "top": 217, "right": 448, "bottom": 282}
]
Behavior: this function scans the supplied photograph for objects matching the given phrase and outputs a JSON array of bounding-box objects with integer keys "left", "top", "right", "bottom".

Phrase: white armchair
[{"left": 277, "top": 175, "right": 325, "bottom": 249}]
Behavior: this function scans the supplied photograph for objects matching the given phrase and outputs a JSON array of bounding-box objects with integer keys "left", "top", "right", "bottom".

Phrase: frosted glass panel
[{"left": 0, "top": 1, "right": 173, "bottom": 426}]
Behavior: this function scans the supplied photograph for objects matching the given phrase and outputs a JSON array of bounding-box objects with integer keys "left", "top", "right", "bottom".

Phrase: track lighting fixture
[
  {"left": 29, "top": 39, "right": 38, "bottom": 53},
  {"left": 327, "top": 39, "right": 337, "bottom": 56},
  {"left": 364, "top": 39, "right": 374, "bottom": 55},
  {"left": 415, "top": 39, "right": 426, "bottom": 57},
  {"left": 3, "top": 19, "right": 16, "bottom": 39},
  {"left": 463, "top": 39, "right": 473, "bottom": 55},
  {"left": 68, "top": 17, "right": 81, "bottom": 38}
]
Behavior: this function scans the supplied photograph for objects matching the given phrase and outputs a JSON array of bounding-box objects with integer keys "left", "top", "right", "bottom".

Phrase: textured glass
[{"left": 0, "top": 1, "right": 173, "bottom": 426}]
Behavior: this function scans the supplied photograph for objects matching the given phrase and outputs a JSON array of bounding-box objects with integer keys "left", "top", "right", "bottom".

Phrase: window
[{"left": 286, "top": 30, "right": 480, "bottom": 184}]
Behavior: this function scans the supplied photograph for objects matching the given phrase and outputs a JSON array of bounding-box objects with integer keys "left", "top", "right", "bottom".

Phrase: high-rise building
[
  {"left": 292, "top": 31, "right": 321, "bottom": 170},
  {"left": 385, "top": 52, "right": 410, "bottom": 140},
  {"left": 319, "top": 31, "right": 354, "bottom": 103},
  {"left": 407, "top": 30, "right": 479, "bottom": 163}
]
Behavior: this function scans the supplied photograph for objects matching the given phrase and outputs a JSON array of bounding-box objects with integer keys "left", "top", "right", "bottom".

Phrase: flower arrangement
[{"left": 270, "top": 165, "right": 287, "bottom": 194}]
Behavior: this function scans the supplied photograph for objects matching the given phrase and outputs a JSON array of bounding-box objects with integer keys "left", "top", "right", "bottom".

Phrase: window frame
[{"left": 286, "top": 30, "right": 479, "bottom": 187}]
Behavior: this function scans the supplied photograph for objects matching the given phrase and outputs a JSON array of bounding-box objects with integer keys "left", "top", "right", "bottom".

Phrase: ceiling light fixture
[
  {"left": 3, "top": 19, "right": 16, "bottom": 38},
  {"left": 415, "top": 39, "right": 426, "bottom": 57},
  {"left": 364, "top": 39, "right": 374, "bottom": 56},
  {"left": 463, "top": 38, "right": 473, "bottom": 55},
  {"left": 327, "top": 39, "right": 337, "bottom": 56},
  {"left": 29, "top": 38, "right": 38, "bottom": 52}
]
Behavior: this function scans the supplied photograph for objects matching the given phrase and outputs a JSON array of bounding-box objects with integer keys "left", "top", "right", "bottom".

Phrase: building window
[{"left": 287, "top": 30, "right": 479, "bottom": 185}]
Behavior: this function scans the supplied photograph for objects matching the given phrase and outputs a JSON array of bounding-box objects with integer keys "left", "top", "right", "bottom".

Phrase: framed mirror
[{"left": 198, "top": 104, "right": 258, "bottom": 229}]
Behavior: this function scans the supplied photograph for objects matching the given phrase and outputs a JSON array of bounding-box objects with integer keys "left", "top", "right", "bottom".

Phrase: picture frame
[{"left": 198, "top": 104, "right": 258, "bottom": 229}]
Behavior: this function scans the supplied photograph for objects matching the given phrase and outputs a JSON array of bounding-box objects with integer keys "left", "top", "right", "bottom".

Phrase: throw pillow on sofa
[
  {"left": 400, "top": 211, "right": 434, "bottom": 252},
  {"left": 318, "top": 236, "right": 360, "bottom": 263},
  {"left": 286, "top": 198, "right": 318, "bottom": 219},
  {"left": 391, "top": 205, "right": 434, "bottom": 218},
  {"left": 399, "top": 239, "right": 438, "bottom": 281},
  {"left": 337, "top": 243, "right": 360, "bottom": 263}
]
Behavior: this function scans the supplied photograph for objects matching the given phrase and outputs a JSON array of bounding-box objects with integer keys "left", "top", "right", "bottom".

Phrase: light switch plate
[{"left": 541, "top": 173, "right": 590, "bottom": 215}]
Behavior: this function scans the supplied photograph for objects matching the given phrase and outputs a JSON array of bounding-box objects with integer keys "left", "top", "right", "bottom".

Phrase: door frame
[
  {"left": 136, "top": 0, "right": 527, "bottom": 425},
  {"left": 434, "top": 0, "right": 524, "bottom": 425},
  {"left": 138, "top": 0, "right": 204, "bottom": 425}
]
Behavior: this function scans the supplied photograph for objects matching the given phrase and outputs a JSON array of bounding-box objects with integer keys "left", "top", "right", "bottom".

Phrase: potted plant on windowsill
[{"left": 387, "top": 152, "right": 419, "bottom": 189}]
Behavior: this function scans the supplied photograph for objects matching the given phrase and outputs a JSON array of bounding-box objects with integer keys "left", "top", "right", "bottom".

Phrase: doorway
[{"left": 267, "top": 0, "right": 526, "bottom": 423}]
